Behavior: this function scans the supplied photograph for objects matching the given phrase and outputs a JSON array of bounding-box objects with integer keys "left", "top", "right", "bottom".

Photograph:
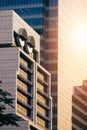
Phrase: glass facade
[
  {"left": 58, "top": 0, "right": 87, "bottom": 130},
  {"left": 43, "top": 1, "right": 58, "bottom": 130},
  {"left": 1, "top": 1, "right": 87, "bottom": 130},
  {"left": 0, "top": 0, "right": 58, "bottom": 130},
  {"left": 0, "top": 0, "right": 45, "bottom": 34},
  {"left": 0, "top": 0, "right": 58, "bottom": 35},
  {"left": 72, "top": 81, "right": 87, "bottom": 130}
]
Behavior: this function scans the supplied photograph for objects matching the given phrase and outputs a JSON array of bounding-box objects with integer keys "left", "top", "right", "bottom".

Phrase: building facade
[
  {"left": 1, "top": 1, "right": 87, "bottom": 130},
  {"left": 72, "top": 80, "right": 87, "bottom": 129},
  {"left": 0, "top": 10, "right": 52, "bottom": 130},
  {"left": 0, "top": 1, "right": 58, "bottom": 129},
  {"left": 58, "top": 1, "right": 87, "bottom": 129},
  {"left": 0, "top": 0, "right": 45, "bottom": 35}
]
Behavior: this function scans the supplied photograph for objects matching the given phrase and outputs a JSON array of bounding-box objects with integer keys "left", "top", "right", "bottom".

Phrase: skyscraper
[
  {"left": 72, "top": 80, "right": 87, "bottom": 130},
  {"left": 0, "top": 0, "right": 46, "bottom": 34},
  {"left": 58, "top": 1, "right": 87, "bottom": 129},
  {"left": 0, "top": 1, "right": 58, "bottom": 129},
  {"left": 0, "top": 10, "right": 52, "bottom": 130},
  {"left": 1, "top": 1, "right": 87, "bottom": 130}
]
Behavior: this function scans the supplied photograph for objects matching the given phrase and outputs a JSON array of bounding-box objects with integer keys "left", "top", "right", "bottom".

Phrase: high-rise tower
[
  {"left": 0, "top": 10, "right": 52, "bottom": 130},
  {"left": 72, "top": 80, "right": 87, "bottom": 130},
  {"left": 0, "top": 1, "right": 58, "bottom": 129},
  {"left": 1, "top": 1, "right": 87, "bottom": 130}
]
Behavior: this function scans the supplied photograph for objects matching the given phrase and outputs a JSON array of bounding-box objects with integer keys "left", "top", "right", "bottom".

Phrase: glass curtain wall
[
  {"left": 0, "top": 1, "right": 58, "bottom": 130},
  {"left": 0, "top": 0, "right": 44, "bottom": 34}
]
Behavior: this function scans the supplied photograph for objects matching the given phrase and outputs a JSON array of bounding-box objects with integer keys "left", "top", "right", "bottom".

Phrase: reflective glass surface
[
  {"left": 0, "top": 0, "right": 58, "bottom": 34},
  {"left": 0, "top": 0, "right": 45, "bottom": 34},
  {"left": 0, "top": 0, "right": 58, "bottom": 129}
]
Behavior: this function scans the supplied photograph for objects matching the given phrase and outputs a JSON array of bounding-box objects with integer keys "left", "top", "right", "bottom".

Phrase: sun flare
[{"left": 72, "top": 24, "right": 87, "bottom": 53}]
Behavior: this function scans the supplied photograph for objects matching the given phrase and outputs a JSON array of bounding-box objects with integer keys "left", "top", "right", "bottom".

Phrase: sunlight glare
[{"left": 72, "top": 24, "right": 87, "bottom": 54}]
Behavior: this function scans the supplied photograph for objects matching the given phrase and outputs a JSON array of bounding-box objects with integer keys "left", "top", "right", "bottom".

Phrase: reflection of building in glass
[
  {"left": 0, "top": 1, "right": 58, "bottom": 130},
  {"left": 0, "top": 0, "right": 45, "bottom": 34},
  {"left": 0, "top": 0, "right": 58, "bottom": 35},
  {"left": 72, "top": 80, "right": 87, "bottom": 130},
  {"left": 0, "top": 10, "right": 52, "bottom": 130}
]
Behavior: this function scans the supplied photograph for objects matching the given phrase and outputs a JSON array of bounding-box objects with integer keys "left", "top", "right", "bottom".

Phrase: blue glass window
[
  {"left": 0, "top": 0, "right": 44, "bottom": 6},
  {"left": 0, "top": 0, "right": 57, "bottom": 35},
  {"left": 25, "top": 18, "right": 43, "bottom": 26},
  {"left": 14, "top": 7, "right": 44, "bottom": 16}
]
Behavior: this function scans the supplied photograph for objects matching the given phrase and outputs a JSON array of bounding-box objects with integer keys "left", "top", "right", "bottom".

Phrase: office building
[
  {"left": 0, "top": 10, "right": 52, "bottom": 130},
  {"left": 72, "top": 80, "right": 87, "bottom": 129},
  {"left": 1, "top": 1, "right": 87, "bottom": 130},
  {"left": 0, "top": 0, "right": 46, "bottom": 35},
  {"left": 0, "top": 1, "right": 58, "bottom": 129},
  {"left": 58, "top": 1, "right": 87, "bottom": 129}
]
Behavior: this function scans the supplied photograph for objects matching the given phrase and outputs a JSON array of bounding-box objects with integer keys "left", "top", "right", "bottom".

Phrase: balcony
[
  {"left": 37, "top": 72, "right": 49, "bottom": 87},
  {"left": 17, "top": 98, "right": 32, "bottom": 110},
  {"left": 20, "top": 63, "right": 33, "bottom": 74},
  {"left": 37, "top": 89, "right": 49, "bottom": 100},
  {"left": 17, "top": 86, "right": 32, "bottom": 97},
  {"left": 37, "top": 100, "right": 50, "bottom": 110},
  {"left": 18, "top": 74, "right": 33, "bottom": 86},
  {"left": 37, "top": 112, "right": 50, "bottom": 122},
  {"left": 37, "top": 77, "right": 49, "bottom": 88}
]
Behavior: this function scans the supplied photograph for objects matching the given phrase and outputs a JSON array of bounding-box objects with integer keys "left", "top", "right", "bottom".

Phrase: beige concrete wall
[
  {"left": 0, "top": 47, "right": 19, "bottom": 110},
  {"left": 0, "top": 11, "right": 13, "bottom": 44},
  {"left": 0, "top": 10, "right": 40, "bottom": 53}
]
